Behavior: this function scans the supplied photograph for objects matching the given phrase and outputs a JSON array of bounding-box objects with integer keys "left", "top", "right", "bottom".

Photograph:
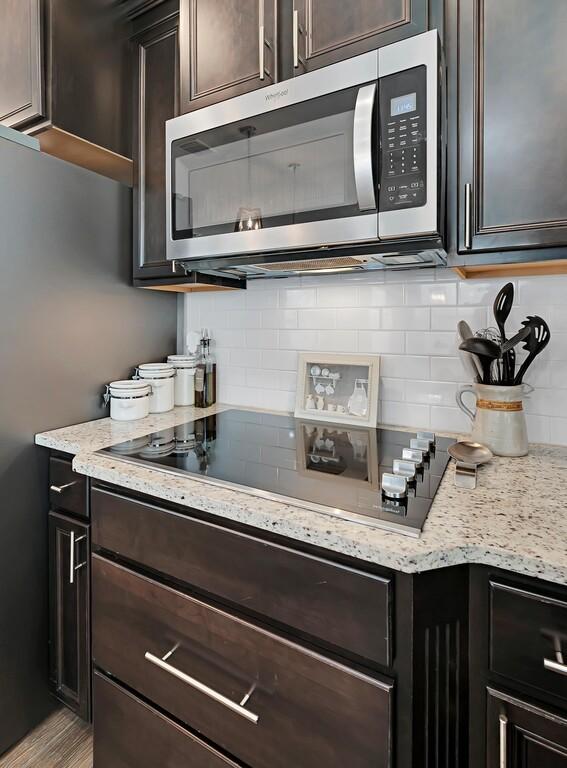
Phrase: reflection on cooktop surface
[{"left": 99, "top": 409, "right": 452, "bottom": 536}]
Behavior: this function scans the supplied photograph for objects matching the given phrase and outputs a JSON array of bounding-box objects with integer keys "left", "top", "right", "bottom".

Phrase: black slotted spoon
[
  {"left": 514, "top": 316, "right": 551, "bottom": 385},
  {"left": 493, "top": 282, "right": 514, "bottom": 383}
]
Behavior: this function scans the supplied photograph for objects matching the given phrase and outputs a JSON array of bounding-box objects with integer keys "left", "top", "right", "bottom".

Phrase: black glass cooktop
[{"left": 99, "top": 409, "right": 452, "bottom": 536}]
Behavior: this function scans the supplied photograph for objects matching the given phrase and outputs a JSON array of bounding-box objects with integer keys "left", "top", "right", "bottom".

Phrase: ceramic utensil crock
[{"left": 456, "top": 383, "right": 532, "bottom": 457}]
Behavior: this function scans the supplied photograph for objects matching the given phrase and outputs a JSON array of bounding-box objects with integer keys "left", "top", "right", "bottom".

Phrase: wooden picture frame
[{"left": 294, "top": 352, "right": 380, "bottom": 427}]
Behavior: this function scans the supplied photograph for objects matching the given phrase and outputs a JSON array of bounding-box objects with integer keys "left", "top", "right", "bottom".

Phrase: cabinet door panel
[
  {"left": 487, "top": 689, "right": 567, "bottom": 767},
  {"left": 459, "top": 0, "right": 567, "bottom": 253},
  {"left": 180, "top": 0, "right": 276, "bottom": 112},
  {"left": 48, "top": 511, "right": 91, "bottom": 721},
  {"left": 133, "top": 13, "right": 179, "bottom": 279},
  {"left": 0, "top": 0, "right": 44, "bottom": 127},
  {"left": 293, "top": 0, "right": 425, "bottom": 72}
]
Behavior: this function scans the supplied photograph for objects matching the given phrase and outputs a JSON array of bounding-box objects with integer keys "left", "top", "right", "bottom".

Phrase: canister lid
[
  {"left": 109, "top": 380, "right": 151, "bottom": 395},
  {"left": 167, "top": 354, "right": 198, "bottom": 368},
  {"left": 137, "top": 363, "right": 175, "bottom": 379}
]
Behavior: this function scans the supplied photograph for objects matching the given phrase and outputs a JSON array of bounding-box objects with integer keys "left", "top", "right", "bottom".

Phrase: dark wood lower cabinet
[
  {"left": 48, "top": 511, "right": 91, "bottom": 721},
  {"left": 487, "top": 689, "right": 567, "bottom": 767},
  {"left": 93, "top": 672, "right": 241, "bottom": 768}
]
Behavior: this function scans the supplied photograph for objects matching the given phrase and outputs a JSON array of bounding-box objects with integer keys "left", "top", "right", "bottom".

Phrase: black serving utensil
[
  {"left": 459, "top": 337, "right": 501, "bottom": 384},
  {"left": 493, "top": 282, "right": 514, "bottom": 382},
  {"left": 501, "top": 325, "right": 532, "bottom": 355},
  {"left": 514, "top": 316, "right": 551, "bottom": 385}
]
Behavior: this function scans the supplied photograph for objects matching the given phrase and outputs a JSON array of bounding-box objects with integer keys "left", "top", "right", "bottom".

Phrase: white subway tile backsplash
[
  {"left": 336, "top": 307, "right": 381, "bottom": 329},
  {"left": 358, "top": 283, "right": 404, "bottom": 306},
  {"left": 381, "top": 307, "right": 429, "bottom": 330},
  {"left": 185, "top": 271, "right": 567, "bottom": 444},
  {"left": 404, "top": 282, "right": 457, "bottom": 306},
  {"left": 359, "top": 330, "right": 405, "bottom": 354},
  {"left": 297, "top": 309, "right": 336, "bottom": 329},
  {"left": 406, "top": 331, "right": 455, "bottom": 356}
]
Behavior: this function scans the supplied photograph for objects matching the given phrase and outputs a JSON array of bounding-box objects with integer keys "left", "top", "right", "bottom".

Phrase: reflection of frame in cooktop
[{"left": 296, "top": 419, "right": 380, "bottom": 493}]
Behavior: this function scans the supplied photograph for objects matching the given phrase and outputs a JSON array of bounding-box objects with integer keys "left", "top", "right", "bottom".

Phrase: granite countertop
[{"left": 36, "top": 405, "right": 567, "bottom": 586}]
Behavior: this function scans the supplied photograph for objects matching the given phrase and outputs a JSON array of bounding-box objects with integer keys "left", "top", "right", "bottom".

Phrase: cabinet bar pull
[
  {"left": 464, "top": 182, "right": 472, "bottom": 249},
  {"left": 50, "top": 481, "right": 77, "bottom": 494},
  {"left": 145, "top": 651, "right": 259, "bottom": 724},
  {"left": 499, "top": 714, "right": 508, "bottom": 768},
  {"left": 293, "top": 9, "right": 299, "bottom": 68},
  {"left": 544, "top": 657, "right": 567, "bottom": 676},
  {"left": 69, "top": 530, "right": 75, "bottom": 585},
  {"left": 259, "top": 0, "right": 265, "bottom": 79}
]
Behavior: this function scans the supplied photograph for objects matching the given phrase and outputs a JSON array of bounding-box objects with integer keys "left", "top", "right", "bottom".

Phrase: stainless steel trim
[
  {"left": 145, "top": 651, "right": 260, "bottom": 724},
  {"left": 353, "top": 84, "right": 377, "bottom": 211},
  {"left": 544, "top": 658, "right": 567, "bottom": 677},
  {"left": 69, "top": 530, "right": 75, "bottom": 585},
  {"left": 259, "top": 0, "right": 265, "bottom": 80},
  {"left": 293, "top": 9, "right": 299, "bottom": 68},
  {"left": 379, "top": 30, "right": 440, "bottom": 239},
  {"left": 499, "top": 714, "right": 508, "bottom": 768},
  {"left": 50, "top": 481, "right": 78, "bottom": 494},
  {"left": 464, "top": 182, "right": 472, "bottom": 249},
  {"left": 168, "top": 216, "right": 378, "bottom": 261},
  {"left": 96, "top": 450, "right": 422, "bottom": 537}
]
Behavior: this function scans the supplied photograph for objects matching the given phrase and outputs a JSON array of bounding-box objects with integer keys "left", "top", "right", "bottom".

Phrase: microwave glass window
[
  {"left": 171, "top": 87, "right": 372, "bottom": 239},
  {"left": 390, "top": 92, "right": 417, "bottom": 117}
]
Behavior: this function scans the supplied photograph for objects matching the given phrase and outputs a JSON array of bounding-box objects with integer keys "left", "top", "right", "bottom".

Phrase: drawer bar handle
[
  {"left": 51, "top": 481, "right": 78, "bottom": 494},
  {"left": 544, "top": 658, "right": 567, "bottom": 676},
  {"left": 499, "top": 714, "right": 508, "bottom": 768},
  {"left": 144, "top": 650, "right": 260, "bottom": 725}
]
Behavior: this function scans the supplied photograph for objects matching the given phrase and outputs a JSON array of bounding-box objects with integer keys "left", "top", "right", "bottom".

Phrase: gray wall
[{"left": 0, "top": 137, "right": 176, "bottom": 752}]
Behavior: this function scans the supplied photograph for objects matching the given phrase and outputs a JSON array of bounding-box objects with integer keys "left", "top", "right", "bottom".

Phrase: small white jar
[
  {"left": 167, "top": 354, "right": 198, "bottom": 406},
  {"left": 136, "top": 363, "right": 175, "bottom": 413},
  {"left": 105, "top": 380, "right": 152, "bottom": 422}
]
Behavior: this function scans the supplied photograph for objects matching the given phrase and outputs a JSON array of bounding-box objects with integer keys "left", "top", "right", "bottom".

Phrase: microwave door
[{"left": 168, "top": 84, "right": 378, "bottom": 261}]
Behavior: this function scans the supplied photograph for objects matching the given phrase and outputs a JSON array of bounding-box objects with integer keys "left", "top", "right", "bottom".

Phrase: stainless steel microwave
[{"left": 166, "top": 30, "right": 445, "bottom": 279}]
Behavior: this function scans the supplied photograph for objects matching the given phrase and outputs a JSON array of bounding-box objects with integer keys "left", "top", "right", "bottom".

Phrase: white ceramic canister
[
  {"left": 167, "top": 354, "right": 198, "bottom": 406},
  {"left": 105, "top": 380, "right": 152, "bottom": 422},
  {"left": 456, "top": 383, "right": 533, "bottom": 457},
  {"left": 136, "top": 363, "right": 175, "bottom": 413}
]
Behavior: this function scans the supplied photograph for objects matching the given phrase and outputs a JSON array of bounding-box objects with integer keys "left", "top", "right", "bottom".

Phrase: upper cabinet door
[
  {"left": 291, "top": 0, "right": 427, "bottom": 73},
  {"left": 132, "top": 9, "right": 180, "bottom": 279},
  {"left": 458, "top": 0, "right": 567, "bottom": 254},
  {"left": 179, "top": 0, "right": 277, "bottom": 113},
  {"left": 0, "top": 0, "right": 44, "bottom": 128}
]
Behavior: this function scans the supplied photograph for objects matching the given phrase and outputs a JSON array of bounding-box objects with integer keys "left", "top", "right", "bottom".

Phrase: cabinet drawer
[
  {"left": 50, "top": 456, "right": 88, "bottom": 519},
  {"left": 93, "top": 672, "right": 241, "bottom": 768},
  {"left": 91, "top": 487, "right": 391, "bottom": 665},
  {"left": 490, "top": 580, "right": 567, "bottom": 703},
  {"left": 92, "top": 555, "right": 393, "bottom": 768}
]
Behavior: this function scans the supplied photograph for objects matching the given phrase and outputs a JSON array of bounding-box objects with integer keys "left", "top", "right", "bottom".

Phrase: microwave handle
[{"left": 353, "top": 83, "right": 377, "bottom": 211}]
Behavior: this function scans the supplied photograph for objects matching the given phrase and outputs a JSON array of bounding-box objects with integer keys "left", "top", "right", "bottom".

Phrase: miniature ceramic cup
[{"left": 456, "top": 383, "right": 533, "bottom": 457}]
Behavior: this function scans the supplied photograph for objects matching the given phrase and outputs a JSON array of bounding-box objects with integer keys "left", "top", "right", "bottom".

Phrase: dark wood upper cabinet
[
  {"left": 179, "top": 0, "right": 277, "bottom": 113},
  {"left": 0, "top": 0, "right": 44, "bottom": 128},
  {"left": 48, "top": 511, "right": 91, "bottom": 722},
  {"left": 132, "top": 2, "right": 179, "bottom": 279},
  {"left": 0, "top": 0, "right": 132, "bottom": 185},
  {"left": 487, "top": 689, "right": 567, "bottom": 767},
  {"left": 292, "top": 0, "right": 427, "bottom": 73},
  {"left": 458, "top": 0, "right": 567, "bottom": 255}
]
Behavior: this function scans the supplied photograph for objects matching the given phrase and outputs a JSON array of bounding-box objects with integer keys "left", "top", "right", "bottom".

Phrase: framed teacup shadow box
[{"left": 294, "top": 352, "right": 380, "bottom": 427}]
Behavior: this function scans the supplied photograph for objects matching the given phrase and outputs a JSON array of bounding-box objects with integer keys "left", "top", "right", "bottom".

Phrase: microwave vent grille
[{"left": 255, "top": 256, "right": 365, "bottom": 273}]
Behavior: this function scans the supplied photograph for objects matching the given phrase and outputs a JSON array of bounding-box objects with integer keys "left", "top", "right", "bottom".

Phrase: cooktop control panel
[{"left": 379, "top": 65, "right": 427, "bottom": 212}]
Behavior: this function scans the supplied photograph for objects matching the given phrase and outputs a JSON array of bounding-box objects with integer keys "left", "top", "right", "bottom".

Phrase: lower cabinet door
[
  {"left": 93, "top": 672, "right": 241, "bottom": 767},
  {"left": 92, "top": 555, "right": 393, "bottom": 768},
  {"left": 48, "top": 511, "right": 91, "bottom": 720},
  {"left": 487, "top": 688, "right": 567, "bottom": 767}
]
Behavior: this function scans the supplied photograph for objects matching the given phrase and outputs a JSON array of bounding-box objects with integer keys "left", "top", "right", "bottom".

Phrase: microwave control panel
[{"left": 379, "top": 65, "right": 427, "bottom": 212}]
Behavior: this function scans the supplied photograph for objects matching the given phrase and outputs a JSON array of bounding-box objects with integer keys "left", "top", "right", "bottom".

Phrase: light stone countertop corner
[{"left": 36, "top": 404, "right": 567, "bottom": 586}]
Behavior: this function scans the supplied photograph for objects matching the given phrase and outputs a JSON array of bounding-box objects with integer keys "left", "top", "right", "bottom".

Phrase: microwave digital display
[{"left": 390, "top": 92, "right": 417, "bottom": 116}]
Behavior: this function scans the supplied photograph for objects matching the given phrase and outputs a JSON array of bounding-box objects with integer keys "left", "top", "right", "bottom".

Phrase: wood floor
[{"left": 0, "top": 709, "right": 93, "bottom": 768}]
